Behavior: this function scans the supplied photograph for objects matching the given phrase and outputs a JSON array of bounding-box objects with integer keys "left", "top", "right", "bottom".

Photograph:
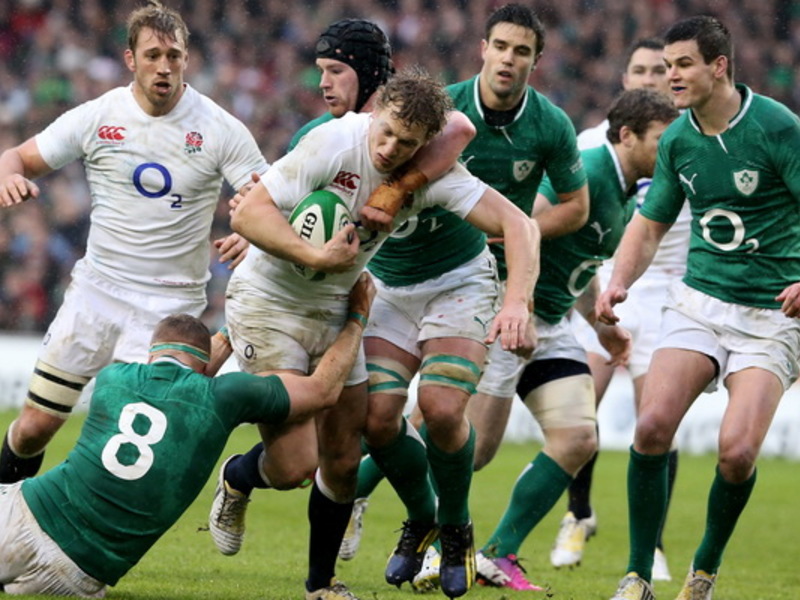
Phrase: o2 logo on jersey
[
  {"left": 133, "top": 162, "right": 183, "bottom": 209},
  {"left": 97, "top": 125, "right": 126, "bottom": 145}
]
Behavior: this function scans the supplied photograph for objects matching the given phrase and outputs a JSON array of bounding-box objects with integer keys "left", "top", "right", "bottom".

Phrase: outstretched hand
[
  {"left": 776, "top": 282, "right": 800, "bottom": 318},
  {"left": 213, "top": 233, "right": 249, "bottom": 269},
  {"left": 0, "top": 174, "right": 39, "bottom": 206},
  {"left": 485, "top": 301, "right": 535, "bottom": 358},
  {"left": 229, "top": 171, "right": 261, "bottom": 215},
  {"left": 596, "top": 322, "right": 632, "bottom": 367},
  {"left": 595, "top": 284, "right": 628, "bottom": 325}
]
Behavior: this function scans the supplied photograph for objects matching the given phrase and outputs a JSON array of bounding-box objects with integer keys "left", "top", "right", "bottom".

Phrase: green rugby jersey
[
  {"left": 448, "top": 76, "right": 586, "bottom": 280},
  {"left": 536, "top": 144, "right": 636, "bottom": 324},
  {"left": 371, "top": 76, "right": 586, "bottom": 285},
  {"left": 22, "top": 360, "right": 289, "bottom": 585},
  {"left": 641, "top": 85, "right": 800, "bottom": 308},
  {"left": 288, "top": 112, "right": 335, "bottom": 151}
]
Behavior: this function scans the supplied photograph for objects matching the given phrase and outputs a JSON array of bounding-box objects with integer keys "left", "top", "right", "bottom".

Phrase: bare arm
[
  {"left": 231, "top": 181, "right": 359, "bottom": 273},
  {"left": 359, "top": 110, "right": 476, "bottom": 231},
  {"left": 596, "top": 213, "right": 672, "bottom": 324},
  {"left": 410, "top": 110, "right": 475, "bottom": 182},
  {"left": 277, "top": 272, "right": 376, "bottom": 419},
  {"left": 575, "top": 276, "right": 631, "bottom": 366},
  {"left": 466, "top": 187, "right": 540, "bottom": 354},
  {"left": 0, "top": 138, "right": 53, "bottom": 206},
  {"left": 532, "top": 183, "right": 590, "bottom": 239}
]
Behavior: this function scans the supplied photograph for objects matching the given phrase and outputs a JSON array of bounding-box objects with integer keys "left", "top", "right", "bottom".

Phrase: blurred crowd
[{"left": 1, "top": 0, "right": 798, "bottom": 333}]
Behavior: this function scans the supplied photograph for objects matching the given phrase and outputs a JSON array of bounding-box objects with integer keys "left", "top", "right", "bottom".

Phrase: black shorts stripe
[
  {"left": 27, "top": 392, "right": 73, "bottom": 414},
  {"left": 33, "top": 366, "right": 85, "bottom": 391}
]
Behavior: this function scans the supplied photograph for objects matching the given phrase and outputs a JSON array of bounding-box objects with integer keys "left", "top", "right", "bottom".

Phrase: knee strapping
[
  {"left": 418, "top": 354, "right": 481, "bottom": 396},
  {"left": 367, "top": 357, "right": 413, "bottom": 397},
  {"left": 522, "top": 373, "right": 596, "bottom": 430},
  {"left": 25, "top": 360, "right": 89, "bottom": 419}
]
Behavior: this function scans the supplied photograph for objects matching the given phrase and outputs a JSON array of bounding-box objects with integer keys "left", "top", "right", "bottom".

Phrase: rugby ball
[{"left": 289, "top": 190, "right": 353, "bottom": 280}]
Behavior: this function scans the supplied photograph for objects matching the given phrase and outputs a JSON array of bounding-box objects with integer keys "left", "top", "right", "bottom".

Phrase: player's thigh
[
  {"left": 258, "top": 416, "right": 319, "bottom": 485},
  {"left": 475, "top": 337, "right": 526, "bottom": 398},
  {"left": 0, "top": 483, "right": 34, "bottom": 583},
  {"left": 418, "top": 249, "right": 499, "bottom": 345},
  {"left": 227, "top": 285, "right": 368, "bottom": 384},
  {"left": 720, "top": 368, "right": 783, "bottom": 476},
  {"left": 0, "top": 484, "right": 104, "bottom": 597}
]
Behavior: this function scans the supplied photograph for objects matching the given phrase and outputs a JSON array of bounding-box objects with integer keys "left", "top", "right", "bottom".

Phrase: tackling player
[{"left": 0, "top": 272, "right": 373, "bottom": 596}]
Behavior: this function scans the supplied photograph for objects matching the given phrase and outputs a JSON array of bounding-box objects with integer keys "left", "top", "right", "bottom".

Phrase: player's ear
[
  {"left": 619, "top": 125, "right": 636, "bottom": 148},
  {"left": 124, "top": 48, "right": 136, "bottom": 73}
]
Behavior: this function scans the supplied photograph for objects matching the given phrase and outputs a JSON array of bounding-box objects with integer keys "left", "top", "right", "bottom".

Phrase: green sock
[
  {"left": 626, "top": 447, "right": 669, "bottom": 582},
  {"left": 367, "top": 418, "right": 436, "bottom": 523},
  {"left": 693, "top": 466, "right": 756, "bottom": 574},
  {"left": 355, "top": 454, "right": 386, "bottom": 499},
  {"left": 482, "top": 452, "right": 572, "bottom": 557},
  {"left": 425, "top": 425, "right": 475, "bottom": 526}
]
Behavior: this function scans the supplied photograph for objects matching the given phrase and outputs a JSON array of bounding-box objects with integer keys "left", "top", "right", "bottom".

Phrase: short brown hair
[
  {"left": 127, "top": 0, "right": 189, "bottom": 52},
  {"left": 375, "top": 67, "right": 453, "bottom": 141},
  {"left": 151, "top": 314, "right": 211, "bottom": 357},
  {"left": 606, "top": 88, "right": 679, "bottom": 144}
]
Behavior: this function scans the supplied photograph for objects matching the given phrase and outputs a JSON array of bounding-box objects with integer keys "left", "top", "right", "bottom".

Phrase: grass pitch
[{"left": 2, "top": 411, "right": 798, "bottom": 599}]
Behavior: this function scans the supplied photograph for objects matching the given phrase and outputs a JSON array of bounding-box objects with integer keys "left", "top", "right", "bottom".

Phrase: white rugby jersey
[
  {"left": 36, "top": 84, "right": 268, "bottom": 295},
  {"left": 577, "top": 119, "right": 689, "bottom": 277},
  {"left": 233, "top": 111, "right": 487, "bottom": 304}
]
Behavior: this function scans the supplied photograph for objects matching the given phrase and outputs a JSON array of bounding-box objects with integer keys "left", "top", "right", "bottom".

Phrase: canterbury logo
[
  {"left": 97, "top": 125, "right": 126, "bottom": 141},
  {"left": 332, "top": 170, "right": 360, "bottom": 191}
]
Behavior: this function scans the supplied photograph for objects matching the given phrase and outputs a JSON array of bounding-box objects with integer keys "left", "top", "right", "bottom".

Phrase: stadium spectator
[
  {"left": 0, "top": 0, "right": 268, "bottom": 483},
  {"left": 598, "top": 15, "right": 800, "bottom": 600},
  {"left": 0, "top": 271, "right": 373, "bottom": 596}
]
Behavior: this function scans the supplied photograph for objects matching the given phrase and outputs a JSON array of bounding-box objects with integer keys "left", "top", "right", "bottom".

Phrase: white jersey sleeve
[
  {"left": 415, "top": 162, "right": 487, "bottom": 217},
  {"left": 35, "top": 84, "right": 268, "bottom": 296},
  {"left": 577, "top": 120, "right": 610, "bottom": 151}
]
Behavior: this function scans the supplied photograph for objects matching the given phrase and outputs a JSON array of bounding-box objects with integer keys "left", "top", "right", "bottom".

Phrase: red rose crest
[{"left": 184, "top": 131, "right": 204, "bottom": 154}]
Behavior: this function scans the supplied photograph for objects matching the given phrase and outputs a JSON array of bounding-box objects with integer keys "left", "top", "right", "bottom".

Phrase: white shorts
[
  {"left": 572, "top": 271, "right": 675, "bottom": 379},
  {"left": 531, "top": 315, "right": 589, "bottom": 364},
  {"left": 0, "top": 483, "right": 106, "bottom": 597},
  {"left": 658, "top": 281, "right": 800, "bottom": 392},
  {"left": 475, "top": 278, "right": 528, "bottom": 398},
  {"left": 40, "top": 260, "right": 205, "bottom": 378},
  {"left": 364, "top": 248, "right": 499, "bottom": 357},
  {"left": 225, "top": 276, "right": 368, "bottom": 386}
]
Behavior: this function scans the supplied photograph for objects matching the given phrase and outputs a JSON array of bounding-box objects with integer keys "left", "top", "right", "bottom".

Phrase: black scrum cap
[{"left": 316, "top": 19, "right": 394, "bottom": 112}]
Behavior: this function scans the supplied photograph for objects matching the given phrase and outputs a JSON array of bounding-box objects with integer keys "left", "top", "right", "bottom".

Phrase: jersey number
[
  {"left": 133, "top": 162, "right": 184, "bottom": 209},
  {"left": 101, "top": 402, "right": 168, "bottom": 481},
  {"left": 390, "top": 215, "right": 443, "bottom": 240}
]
